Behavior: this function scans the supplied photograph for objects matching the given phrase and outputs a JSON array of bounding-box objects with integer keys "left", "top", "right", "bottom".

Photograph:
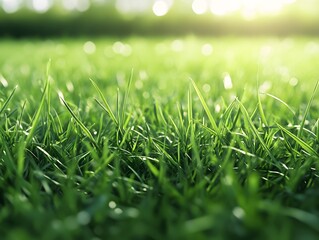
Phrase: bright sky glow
[
  {"left": 0, "top": 0, "right": 296, "bottom": 17},
  {"left": 116, "top": 0, "right": 151, "bottom": 14},
  {"left": 208, "top": 0, "right": 296, "bottom": 18},
  {"left": 62, "top": 0, "right": 90, "bottom": 12}
]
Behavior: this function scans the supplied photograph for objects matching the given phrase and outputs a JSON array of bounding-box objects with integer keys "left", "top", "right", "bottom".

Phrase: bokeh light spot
[
  {"left": 153, "top": 0, "right": 170, "bottom": 17},
  {"left": 2, "top": 0, "right": 22, "bottom": 13},
  {"left": 0, "top": 75, "right": 8, "bottom": 88},
  {"left": 201, "top": 43, "right": 213, "bottom": 55},
  {"left": 223, "top": 73, "right": 233, "bottom": 89},
  {"left": 192, "top": 0, "right": 208, "bottom": 15},
  {"left": 83, "top": 41, "right": 96, "bottom": 54},
  {"left": 171, "top": 39, "right": 184, "bottom": 52},
  {"left": 289, "top": 77, "right": 298, "bottom": 86},
  {"left": 32, "top": 0, "right": 52, "bottom": 13}
]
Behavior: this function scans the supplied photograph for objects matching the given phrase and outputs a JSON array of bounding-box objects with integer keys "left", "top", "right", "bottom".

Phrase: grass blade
[
  {"left": 297, "top": 80, "right": 319, "bottom": 138},
  {"left": 90, "top": 78, "right": 118, "bottom": 125},
  {"left": 237, "top": 99, "right": 276, "bottom": 163},
  {"left": 120, "top": 69, "right": 133, "bottom": 126},
  {"left": 277, "top": 123, "right": 319, "bottom": 157},
  {"left": 0, "top": 85, "right": 17, "bottom": 115},
  {"left": 60, "top": 96, "right": 99, "bottom": 150},
  {"left": 190, "top": 78, "right": 219, "bottom": 135},
  {"left": 265, "top": 93, "right": 296, "bottom": 115}
]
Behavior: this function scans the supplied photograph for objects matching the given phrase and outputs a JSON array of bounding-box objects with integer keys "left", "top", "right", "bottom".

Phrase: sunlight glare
[
  {"left": 153, "top": 0, "right": 171, "bottom": 17},
  {"left": 2, "top": 0, "right": 22, "bottom": 13},
  {"left": 195, "top": 0, "right": 297, "bottom": 17},
  {"left": 62, "top": 0, "right": 90, "bottom": 12},
  {"left": 32, "top": 0, "right": 52, "bottom": 13},
  {"left": 192, "top": 0, "right": 208, "bottom": 15},
  {"left": 210, "top": 0, "right": 240, "bottom": 16},
  {"left": 223, "top": 73, "right": 233, "bottom": 90},
  {"left": 116, "top": 0, "right": 150, "bottom": 14}
]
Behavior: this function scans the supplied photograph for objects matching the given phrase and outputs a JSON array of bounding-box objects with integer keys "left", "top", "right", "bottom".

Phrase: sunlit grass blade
[
  {"left": 297, "top": 80, "right": 319, "bottom": 138},
  {"left": 60, "top": 96, "right": 99, "bottom": 150},
  {"left": 0, "top": 85, "right": 17, "bottom": 115},
  {"left": 190, "top": 78, "right": 219, "bottom": 135},
  {"left": 276, "top": 123, "right": 319, "bottom": 157},
  {"left": 18, "top": 62, "right": 51, "bottom": 176},
  {"left": 90, "top": 78, "right": 118, "bottom": 125},
  {"left": 257, "top": 93, "right": 268, "bottom": 127},
  {"left": 265, "top": 93, "right": 296, "bottom": 115},
  {"left": 237, "top": 99, "right": 276, "bottom": 163},
  {"left": 120, "top": 69, "right": 133, "bottom": 126}
]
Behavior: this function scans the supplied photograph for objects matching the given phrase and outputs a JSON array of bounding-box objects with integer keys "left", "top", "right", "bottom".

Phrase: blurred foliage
[{"left": 0, "top": 1, "right": 319, "bottom": 37}]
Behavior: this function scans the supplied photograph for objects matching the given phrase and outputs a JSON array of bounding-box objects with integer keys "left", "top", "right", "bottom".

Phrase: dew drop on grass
[{"left": 83, "top": 41, "right": 96, "bottom": 54}]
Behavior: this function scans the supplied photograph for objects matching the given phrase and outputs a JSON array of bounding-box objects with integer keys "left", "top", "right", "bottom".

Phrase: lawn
[{"left": 0, "top": 36, "right": 319, "bottom": 240}]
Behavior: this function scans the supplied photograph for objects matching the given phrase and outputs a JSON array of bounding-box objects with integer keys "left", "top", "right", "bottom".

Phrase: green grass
[{"left": 0, "top": 36, "right": 319, "bottom": 240}]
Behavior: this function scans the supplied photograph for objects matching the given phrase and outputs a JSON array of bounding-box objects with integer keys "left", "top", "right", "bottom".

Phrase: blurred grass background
[{"left": 0, "top": 0, "right": 319, "bottom": 37}]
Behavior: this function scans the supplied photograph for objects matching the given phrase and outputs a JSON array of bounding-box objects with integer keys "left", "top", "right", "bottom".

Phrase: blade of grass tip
[
  {"left": 18, "top": 63, "right": 51, "bottom": 175},
  {"left": 60, "top": 96, "right": 99, "bottom": 150},
  {"left": 0, "top": 85, "right": 17, "bottom": 115},
  {"left": 256, "top": 63, "right": 268, "bottom": 126},
  {"left": 265, "top": 93, "right": 296, "bottom": 115},
  {"left": 25, "top": 64, "right": 50, "bottom": 146},
  {"left": 297, "top": 80, "right": 319, "bottom": 138},
  {"left": 276, "top": 122, "right": 319, "bottom": 157},
  {"left": 190, "top": 78, "right": 219, "bottom": 135},
  {"left": 46, "top": 59, "right": 51, "bottom": 114},
  {"left": 188, "top": 87, "right": 193, "bottom": 126},
  {"left": 90, "top": 78, "right": 118, "bottom": 125},
  {"left": 237, "top": 99, "right": 277, "bottom": 163},
  {"left": 121, "top": 69, "right": 133, "bottom": 126}
]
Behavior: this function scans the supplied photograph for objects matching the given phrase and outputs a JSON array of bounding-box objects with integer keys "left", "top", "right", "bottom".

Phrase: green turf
[{"left": 0, "top": 36, "right": 319, "bottom": 240}]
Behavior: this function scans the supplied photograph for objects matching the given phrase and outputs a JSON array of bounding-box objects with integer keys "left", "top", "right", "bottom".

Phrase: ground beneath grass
[{"left": 0, "top": 36, "right": 319, "bottom": 240}]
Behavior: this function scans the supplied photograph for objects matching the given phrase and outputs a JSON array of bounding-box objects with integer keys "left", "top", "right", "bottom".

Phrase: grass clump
[{"left": 0, "top": 37, "right": 319, "bottom": 240}]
